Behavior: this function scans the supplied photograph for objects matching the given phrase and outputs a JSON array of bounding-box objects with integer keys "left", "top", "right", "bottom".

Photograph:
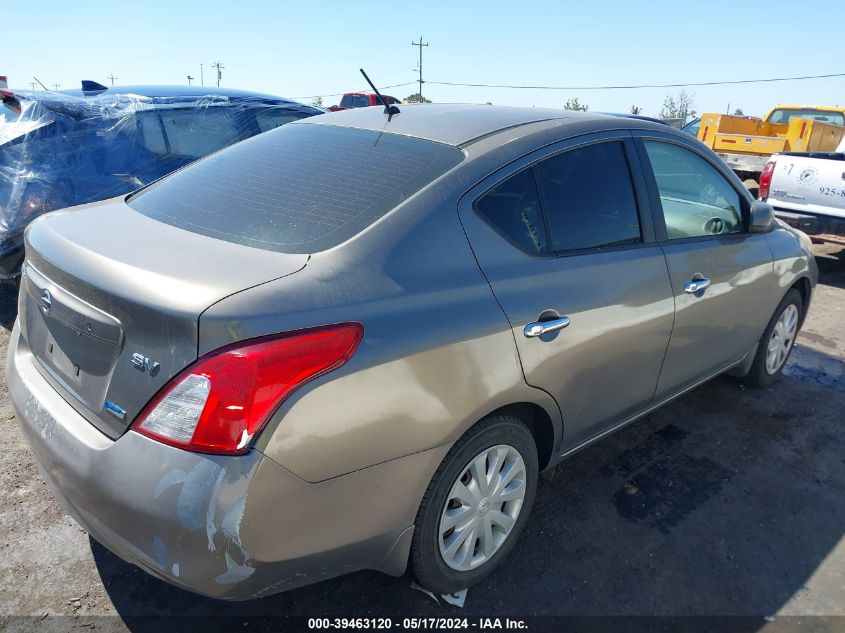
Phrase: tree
[
  {"left": 733, "top": 107, "right": 744, "bottom": 116},
  {"left": 311, "top": 96, "right": 323, "bottom": 108},
  {"left": 405, "top": 93, "right": 432, "bottom": 103},
  {"left": 563, "top": 97, "right": 589, "bottom": 112},
  {"left": 630, "top": 105, "right": 643, "bottom": 115},
  {"left": 659, "top": 89, "right": 696, "bottom": 123}
]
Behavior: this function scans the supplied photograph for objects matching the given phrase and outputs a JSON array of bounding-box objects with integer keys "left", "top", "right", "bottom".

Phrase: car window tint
[
  {"left": 476, "top": 169, "right": 547, "bottom": 254},
  {"left": 644, "top": 141, "right": 743, "bottom": 239},
  {"left": 129, "top": 123, "right": 464, "bottom": 253},
  {"left": 535, "top": 141, "right": 641, "bottom": 252}
]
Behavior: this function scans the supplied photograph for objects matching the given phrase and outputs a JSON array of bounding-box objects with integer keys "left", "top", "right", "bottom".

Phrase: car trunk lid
[{"left": 19, "top": 198, "right": 308, "bottom": 438}]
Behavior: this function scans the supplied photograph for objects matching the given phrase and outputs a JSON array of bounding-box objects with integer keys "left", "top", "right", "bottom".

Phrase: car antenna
[{"left": 359, "top": 68, "right": 400, "bottom": 122}]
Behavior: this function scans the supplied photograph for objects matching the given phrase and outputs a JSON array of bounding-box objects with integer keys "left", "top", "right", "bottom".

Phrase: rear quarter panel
[
  {"left": 198, "top": 169, "right": 562, "bottom": 482},
  {"left": 765, "top": 224, "right": 818, "bottom": 298}
]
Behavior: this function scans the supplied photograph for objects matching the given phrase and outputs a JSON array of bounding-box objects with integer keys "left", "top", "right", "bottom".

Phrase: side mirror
[{"left": 749, "top": 201, "right": 775, "bottom": 233}]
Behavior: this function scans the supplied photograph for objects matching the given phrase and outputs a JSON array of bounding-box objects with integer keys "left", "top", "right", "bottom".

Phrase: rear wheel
[
  {"left": 410, "top": 415, "right": 538, "bottom": 594},
  {"left": 743, "top": 289, "right": 802, "bottom": 387}
]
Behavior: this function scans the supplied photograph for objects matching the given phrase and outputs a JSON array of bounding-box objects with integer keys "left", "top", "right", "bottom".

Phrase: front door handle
[
  {"left": 523, "top": 316, "right": 570, "bottom": 338},
  {"left": 684, "top": 277, "right": 711, "bottom": 294}
]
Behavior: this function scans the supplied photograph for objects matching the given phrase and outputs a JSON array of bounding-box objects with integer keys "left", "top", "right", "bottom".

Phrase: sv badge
[{"left": 131, "top": 352, "right": 161, "bottom": 377}]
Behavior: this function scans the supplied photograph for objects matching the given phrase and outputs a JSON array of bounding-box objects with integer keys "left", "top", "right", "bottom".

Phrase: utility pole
[
  {"left": 411, "top": 36, "right": 428, "bottom": 102},
  {"left": 107, "top": 73, "right": 117, "bottom": 86},
  {"left": 200, "top": 64, "right": 204, "bottom": 86},
  {"left": 187, "top": 75, "right": 194, "bottom": 86},
  {"left": 212, "top": 61, "right": 224, "bottom": 87},
  {"left": 52, "top": 83, "right": 60, "bottom": 90},
  {"left": 29, "top": 81, "right": 37, "bottom": 90}
]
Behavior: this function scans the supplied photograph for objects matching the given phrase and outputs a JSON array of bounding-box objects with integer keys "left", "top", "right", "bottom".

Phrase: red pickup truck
[{"left": 328, "top": 92, "right": 400, "bottom": 112}]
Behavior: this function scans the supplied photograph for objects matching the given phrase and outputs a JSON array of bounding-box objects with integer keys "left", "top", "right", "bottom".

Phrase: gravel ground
[{"left": 0, "top": 245, "right": 843, "bottom": 630}]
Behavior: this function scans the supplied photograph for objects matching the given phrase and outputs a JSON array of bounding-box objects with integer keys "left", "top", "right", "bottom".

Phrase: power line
[
  {"left": 291, "top": 81, "right": 417, "bottom": 100},
  {"left": 425, "top": 71, "right": 845, "bottom": 91}
]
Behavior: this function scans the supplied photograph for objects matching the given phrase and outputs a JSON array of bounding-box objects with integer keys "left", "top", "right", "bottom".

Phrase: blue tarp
[{"left": 0, "top": 86, "right": 321, "bottom": 255}]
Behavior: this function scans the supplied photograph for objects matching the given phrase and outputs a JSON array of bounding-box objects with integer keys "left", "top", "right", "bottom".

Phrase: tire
[
  {"left": 410, "top": 414, "right": 538, "bottom": 594},
  {"left": 742, "top": 288, "right": 803, "bottom": 388}
]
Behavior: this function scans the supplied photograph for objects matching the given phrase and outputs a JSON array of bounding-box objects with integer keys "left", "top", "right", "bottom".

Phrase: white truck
[{"left": 759, "top": 136, "right": 845, "bottom": 246}]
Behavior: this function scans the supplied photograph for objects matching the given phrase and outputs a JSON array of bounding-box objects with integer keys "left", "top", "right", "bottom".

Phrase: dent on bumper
[{"left": 7, "top": 323, "right": 446, "bottom": 600}]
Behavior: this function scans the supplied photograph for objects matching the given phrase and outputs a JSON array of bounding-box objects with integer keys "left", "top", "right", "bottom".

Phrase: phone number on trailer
[{"left": 308, "top": 618, "right": 528, "bottom": 630}]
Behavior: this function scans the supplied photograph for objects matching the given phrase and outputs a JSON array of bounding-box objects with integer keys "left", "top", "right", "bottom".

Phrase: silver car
[{"left": 8, "top": 104, "right": 817, "bottom": 600}]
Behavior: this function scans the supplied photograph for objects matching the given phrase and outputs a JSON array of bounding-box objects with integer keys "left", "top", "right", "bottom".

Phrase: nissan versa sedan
[{"left": 8, "top": 104, "right": 817, "bottom": 599}]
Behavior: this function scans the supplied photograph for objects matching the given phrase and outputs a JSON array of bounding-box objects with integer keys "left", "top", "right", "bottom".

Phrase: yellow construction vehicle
[{"left": 697, "top": 105, "right": 845, "bottom": 179}]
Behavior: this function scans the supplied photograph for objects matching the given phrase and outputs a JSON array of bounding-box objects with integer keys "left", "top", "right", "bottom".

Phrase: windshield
[
  {"left": 128, "top": 123, "right": 465, "bottom": 253},
  {"left": 767, "top": 108, "right": 845, "bottom": 126}
]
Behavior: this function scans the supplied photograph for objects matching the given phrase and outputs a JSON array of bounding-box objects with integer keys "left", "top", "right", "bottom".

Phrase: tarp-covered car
[{"left": 0, "top": 83, "right": 322, "bottom": 278}]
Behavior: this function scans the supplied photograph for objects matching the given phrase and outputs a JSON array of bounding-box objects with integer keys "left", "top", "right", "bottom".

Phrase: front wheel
[
  {"left": 743, "top": 288, "right": 803, "bottom": 388},
  {"left": 410, "top": 415, "right": 538, "bottom": 594}
]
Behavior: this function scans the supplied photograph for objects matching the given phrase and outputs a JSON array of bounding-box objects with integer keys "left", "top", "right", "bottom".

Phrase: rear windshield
[
  {"left": 128, "top": 123, "right": 464, "bottom": 253},
  {"left": 768, "top": 109, "right": 845, "bottom": 126},
  {"left": 340, "top": 94, "right": 371, "bottom": 108}
]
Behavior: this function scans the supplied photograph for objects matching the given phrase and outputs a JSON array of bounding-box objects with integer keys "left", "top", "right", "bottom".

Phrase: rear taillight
[
  {"left": 131, "top": 323, "right": 363, "bottom": 455},
  {"left": 759, "top": 159, "right": 776, "bottom": 200}
]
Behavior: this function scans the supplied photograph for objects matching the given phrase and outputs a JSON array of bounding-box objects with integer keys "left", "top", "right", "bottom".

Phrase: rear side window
[
  {"left": 129, "top": 123, "right": 464, "bottom": 253},
  {"left": 536, "top": 141, "right": 641, "bottom": 251},
  {"left": 135, "top": 109, "right": 241, "bottom": 159},
  {"left": 476, "top": 169, "right": 547, "bottom": 254},
  {"left": 475, "top": 140, "right": 641, "bottom": 255},
  {"left": 254, "top": 108, "right": 309, "bottom": 132},
  {"left": 159, "top": 109, "right": 240, "bottom": 158}
]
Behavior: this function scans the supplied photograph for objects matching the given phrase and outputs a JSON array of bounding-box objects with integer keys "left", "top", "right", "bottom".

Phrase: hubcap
[
  {"left": 765, "top": 303, "right": 799, "bottom": 375},
  {"left": 438, "top": 444, "right": 526, "bottom": 572}
]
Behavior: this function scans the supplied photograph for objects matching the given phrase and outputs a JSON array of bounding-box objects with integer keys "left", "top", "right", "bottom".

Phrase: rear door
[
  {"left": 633, "top": 131, "right": 778, "bottom": 398},
  {"left": 459, "top": 132, "right": 675, "bottom": 450}
]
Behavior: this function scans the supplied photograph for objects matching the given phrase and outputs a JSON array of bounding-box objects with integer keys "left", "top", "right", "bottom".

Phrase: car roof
[
  {"left": 303, "top": 103, "right": 646, "bottom": 147},
  {"left": 7, "top": 85, "right": 321, "bottom": 123},
  {"left": 59, "top": 84, "right": 290, "bottom": 100}
]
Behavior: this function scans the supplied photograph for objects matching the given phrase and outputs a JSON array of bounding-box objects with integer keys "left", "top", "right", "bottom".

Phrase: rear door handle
[
  {"left": 684, "top": 278, "right": 711, "bottom": 294},
  {"left": 523, "top": 316, "right": 570, "bottom": 338}
]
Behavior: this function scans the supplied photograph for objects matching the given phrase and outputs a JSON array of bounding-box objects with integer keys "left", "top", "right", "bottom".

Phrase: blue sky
[{"left": 5, "top": 0, "right": 843, "bottom": 117}]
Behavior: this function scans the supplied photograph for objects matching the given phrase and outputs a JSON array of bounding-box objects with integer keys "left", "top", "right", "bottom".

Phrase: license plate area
[{"left": 22, "top": 264, "right": 124, "bottom": 412}]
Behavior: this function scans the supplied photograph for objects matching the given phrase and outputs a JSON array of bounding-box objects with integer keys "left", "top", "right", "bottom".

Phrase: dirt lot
[{"left": 0, "top": 245, "right": 843, "bottom": 630}]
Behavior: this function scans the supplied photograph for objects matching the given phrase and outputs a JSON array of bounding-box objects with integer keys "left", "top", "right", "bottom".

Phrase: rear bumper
[
  {"left": 0, "top": 235, "right": 25, "bottom": 279},
  {"left": 8, "top": 322, "right": 444, "bottom": 600},
  {"left": 716, "top": 152, "right": 770, "bottom": 174},
  {"left": 773, "top": 208, "right": 845, "bottom": 243}
]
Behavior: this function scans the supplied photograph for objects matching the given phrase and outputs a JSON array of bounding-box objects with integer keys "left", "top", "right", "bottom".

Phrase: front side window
[
  {"left": 643, "top": 141, "right": 743, "bottom": 239},
  {"left": 535, "top": 141, "right": 641, "bottom": 252}
]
